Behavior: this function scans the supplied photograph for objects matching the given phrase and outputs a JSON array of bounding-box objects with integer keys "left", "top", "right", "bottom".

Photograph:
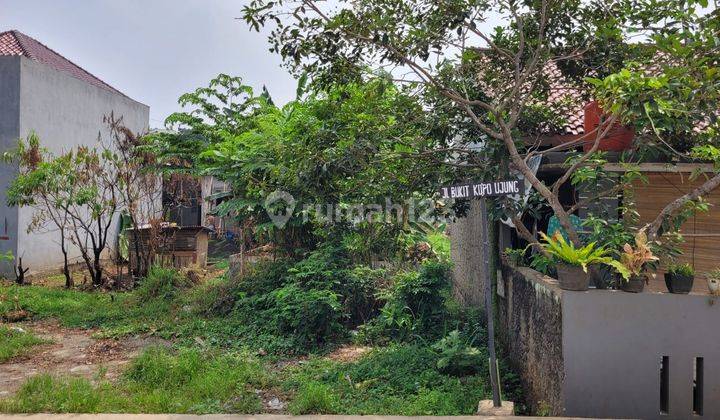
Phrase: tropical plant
[
  {"left": 431, "top": 330, "right": 484, "bottom": 376},
  {"left": 618, "top": 232, "right": 659, "bottom": 280},
  {"left": 667, "top": 262, "right": 694, "bottom": 277},
  {"left": 540, "top": 232, "right": 626, "bottom": 277}
]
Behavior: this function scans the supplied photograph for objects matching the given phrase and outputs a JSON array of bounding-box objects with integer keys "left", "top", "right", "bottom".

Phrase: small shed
[{"left": 127, "top": 225, "right": 212, "bottom": 270}]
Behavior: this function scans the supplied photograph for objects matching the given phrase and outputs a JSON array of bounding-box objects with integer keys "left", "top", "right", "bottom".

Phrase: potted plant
[
  {"left": 706, "top": 269, "right": 720, "bottom": 296},
  {"left": 583, "top": 217, "right": 634, "bottom": 289},
  {"left": 540, "top": 232, "right": 623, "bottom": 291},
  {"left": 664, "top": 262, "right": 694, "bottom": 294},
  {"left": 616, "top": 232, "right": 658, "bottom": 293}
]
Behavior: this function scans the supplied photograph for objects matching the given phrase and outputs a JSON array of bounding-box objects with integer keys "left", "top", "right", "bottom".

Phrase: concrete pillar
[{"left": 448, "top": 200, "right": 491, "bottom": 307}]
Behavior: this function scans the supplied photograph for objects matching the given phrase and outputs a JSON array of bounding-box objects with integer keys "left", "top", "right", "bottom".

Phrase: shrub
[
  {"left": 135, "top": 267, "right": 192, "bottom": 303},
  {"left": 339, "top": 265, "right": 387, "bottom": 326},
  {"left": 360, "top": 260, "right": 452, "bottom": 342},
  {"left": 265, "top": 284, "right": 344, "bottom": 348},
  {"left": 426, "top": 231, "right": 450, "bottom": 261},
  {"left": 431, "top": 330, "right": 485, "bottom": 376},
  {"left": 236, "top": 259, "right": 294, "bottom": 296},
  {"left": 286, "top": 243, "right": 350, "bottom": 289}
]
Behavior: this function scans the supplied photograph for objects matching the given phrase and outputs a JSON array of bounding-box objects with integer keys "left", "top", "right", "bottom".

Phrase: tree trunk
[
  {"left": 14, "top": 257, "right": 29, "bottom": 285},
  {"left": 92, "top": 249, "right": 104, "bottom": 287},
  {"left": 60, "top": 230, "right": 73, "bottom": 288}
]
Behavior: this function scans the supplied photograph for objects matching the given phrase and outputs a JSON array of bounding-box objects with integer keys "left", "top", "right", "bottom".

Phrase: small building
[
  {"left": 0, "top": 29, "right": 149, "bottom": 277},
  {"left": 127, "top": 225, "right": 212, "bottom": 270},
  {"left": 450, "top": 61, "right": 719, "bottom": 297}
]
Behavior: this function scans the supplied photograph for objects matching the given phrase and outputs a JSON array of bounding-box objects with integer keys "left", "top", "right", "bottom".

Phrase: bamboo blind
[{"left": 631, "top": 172, "right": 720, "bottom": 278}]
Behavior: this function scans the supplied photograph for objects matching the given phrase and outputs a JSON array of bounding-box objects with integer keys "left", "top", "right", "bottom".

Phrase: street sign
[
  {"left": 439, "top": 178, "right": 521, "bottom": 408},
  {"left": 439, "top": 178, "right": 522, "bottom": 199}
]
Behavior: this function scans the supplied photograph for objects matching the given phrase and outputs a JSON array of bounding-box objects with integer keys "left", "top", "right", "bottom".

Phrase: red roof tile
[
  {"left": 0, "top": 29, "right": 126, "bottom": 97},
  {"left": 538, "top": 61, "right": 587, "bottom": 136}
]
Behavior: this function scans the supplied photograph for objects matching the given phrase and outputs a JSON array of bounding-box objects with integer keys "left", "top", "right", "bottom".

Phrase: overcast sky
[{"left": 0, "top": 0, "right": 298, "bottom": 128}]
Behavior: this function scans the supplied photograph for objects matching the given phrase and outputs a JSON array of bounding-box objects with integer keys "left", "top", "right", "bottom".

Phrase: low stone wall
[{"left": 497, "top": 261, "right": 564, "bottom": 415}]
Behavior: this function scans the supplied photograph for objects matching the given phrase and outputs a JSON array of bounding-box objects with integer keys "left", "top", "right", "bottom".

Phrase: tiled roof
[
  {"left": 537, "top": 61, "right": 587, "bottom": 136},
  {"left": 0, "top": 29, "right": 125, "bottom": 96}
]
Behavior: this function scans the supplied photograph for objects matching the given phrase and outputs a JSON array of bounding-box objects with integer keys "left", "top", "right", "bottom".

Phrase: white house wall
[
  {"left": 15, "top": 56, "right": 150, "bottom": 274},
  {"left": 0, "top": 56, "right": 21, "bottom": 277}
]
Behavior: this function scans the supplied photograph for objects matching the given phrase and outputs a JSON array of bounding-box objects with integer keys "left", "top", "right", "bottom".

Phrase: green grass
[
  {"left": 0, "top": 326, "right": 48, "bottom": 363},
  {"left": 0, "top": 261, "right": 524, "bottom": 415},
  {"left": 288, "top": 382, "right": 338, "bottom": 414},
  {"left": 0, "top": 283, "right": 132, "bottom": 328},
  {"left": 0, "top": 267, "right": 193, "bottom": 337},
  {"left": 0, "top": 346, "right": 272, "bottom": 414}
]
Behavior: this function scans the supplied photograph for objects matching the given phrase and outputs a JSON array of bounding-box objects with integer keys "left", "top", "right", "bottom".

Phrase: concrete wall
[
  {"left": 563, "top": 291, "right": 720, "bottom": 419},
  {"left": 12, "top": 56, "right": 149, "bottom": 274},
  {"left": 498, "top": 261, "right": 720, "bottom": 419},
  {"left": 448, "top": 200, "right": 489, "bottom": 307},
  {"left": 497, "top": 262, "right": 564, "bottom": 415},
  {"left": 0, "top": 56, "right": 21, "bottom": 276}
]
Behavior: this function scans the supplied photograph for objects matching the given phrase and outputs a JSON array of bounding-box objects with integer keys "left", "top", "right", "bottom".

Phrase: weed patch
[
  {"left": 0, "top": 346, "right": 271, "bottom": 414},
  {"left": 282, "top": 344, "right": 490, "bottom": 415},
  {"left": 0, "top": 326, "right": 47, "bottom": 363}
]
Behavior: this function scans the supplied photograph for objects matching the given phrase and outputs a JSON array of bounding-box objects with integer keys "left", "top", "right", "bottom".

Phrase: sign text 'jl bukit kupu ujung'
[{"left": 439, "top": 179, "right": 521, "bottom": 199}]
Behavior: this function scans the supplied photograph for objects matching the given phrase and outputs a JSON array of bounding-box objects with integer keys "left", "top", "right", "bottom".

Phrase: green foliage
[
  {"left": 340, "top": 265, "right": 386, "bottom": 325},
  {"left": 359, "top": 261, "right": 452, "bottom": 342},
  {"left": 135, "top": 267, "right": 193, "bottom": 304},
  {"left": 425, "top": 231, "right": 450, "bottom": 261},
  {"left": 0, "top": 258, "right": 526, "bottom": 416},
  {"left": 541, "top": 232, "right": 630, "bottom": 278},
  {"left": 583, "top": 216, "right": 634, "bottom": 257},
  {"left": 667, "top": 262, "right": 694, "bottom": 277},
  {"left": 529, "top": 252, "right": 556, "bottom": 277},
  {"left": 157, "top": 74, "right": 448, "bottom": 256},
  {"left": 504, "top": 248, "right": 526, "bottom": 266},
  {"left": 0, "top": 347, "right": 269, "bottom": 414},
  {"left": 431, "top": 330, "right": 484, "bottom": 376},
  {"left": 282, "top": 343, "right": 521, "bottom": 415},
  {"left": 288, "top": 382, "right": 338, "bottom": 414},
  {"left": 540, "top": 232, "right": 608, "bottom": 270},
  {"left": 265, "top": 284, "right": 343, "bottom": 348},
  {"left": 0, "top": 284, "right": 130, "bottom": 329},
  {"left": 0, "top": 326, "right": 48, "bottom": 363}
]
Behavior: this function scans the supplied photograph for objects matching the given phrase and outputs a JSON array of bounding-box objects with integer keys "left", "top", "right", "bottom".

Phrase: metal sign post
[
  {"left": 440, "top": 178, "right": 521, "bottom": 408},
  {"left": 479, "top": 197, "right": 501, "bottom": 407}
]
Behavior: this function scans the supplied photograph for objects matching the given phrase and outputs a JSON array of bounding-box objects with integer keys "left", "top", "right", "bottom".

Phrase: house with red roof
[{"left": 0, "top": 30, "right": 149, "bottom": 277}]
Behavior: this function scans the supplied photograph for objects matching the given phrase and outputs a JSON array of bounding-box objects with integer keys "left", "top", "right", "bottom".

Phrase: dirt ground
[{"left": 0, "top": 319, "right": 169, "bottom": 396}]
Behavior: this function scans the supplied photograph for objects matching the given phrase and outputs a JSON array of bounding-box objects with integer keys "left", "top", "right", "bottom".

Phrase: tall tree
[{"left": 242, "top": 0, "right": 719, "bottom": 251}]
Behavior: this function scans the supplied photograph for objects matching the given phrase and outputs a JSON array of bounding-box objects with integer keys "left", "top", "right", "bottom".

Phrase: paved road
[{"left": 0, "top": 416, "right": 536, "bottom": 419}]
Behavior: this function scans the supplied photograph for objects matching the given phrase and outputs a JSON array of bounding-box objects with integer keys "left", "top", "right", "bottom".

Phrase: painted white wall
[
  {"left": 0, "top": 56, "right": 21, "bottom": 276},
  {"left": 15, "top": 56, "right": 150, "bottom": 274}
]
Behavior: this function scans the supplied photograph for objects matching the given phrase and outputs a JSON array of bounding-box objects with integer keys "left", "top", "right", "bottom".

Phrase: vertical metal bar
[{"left": 480, "top": 198, "right": 501, "bottom": 407}]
